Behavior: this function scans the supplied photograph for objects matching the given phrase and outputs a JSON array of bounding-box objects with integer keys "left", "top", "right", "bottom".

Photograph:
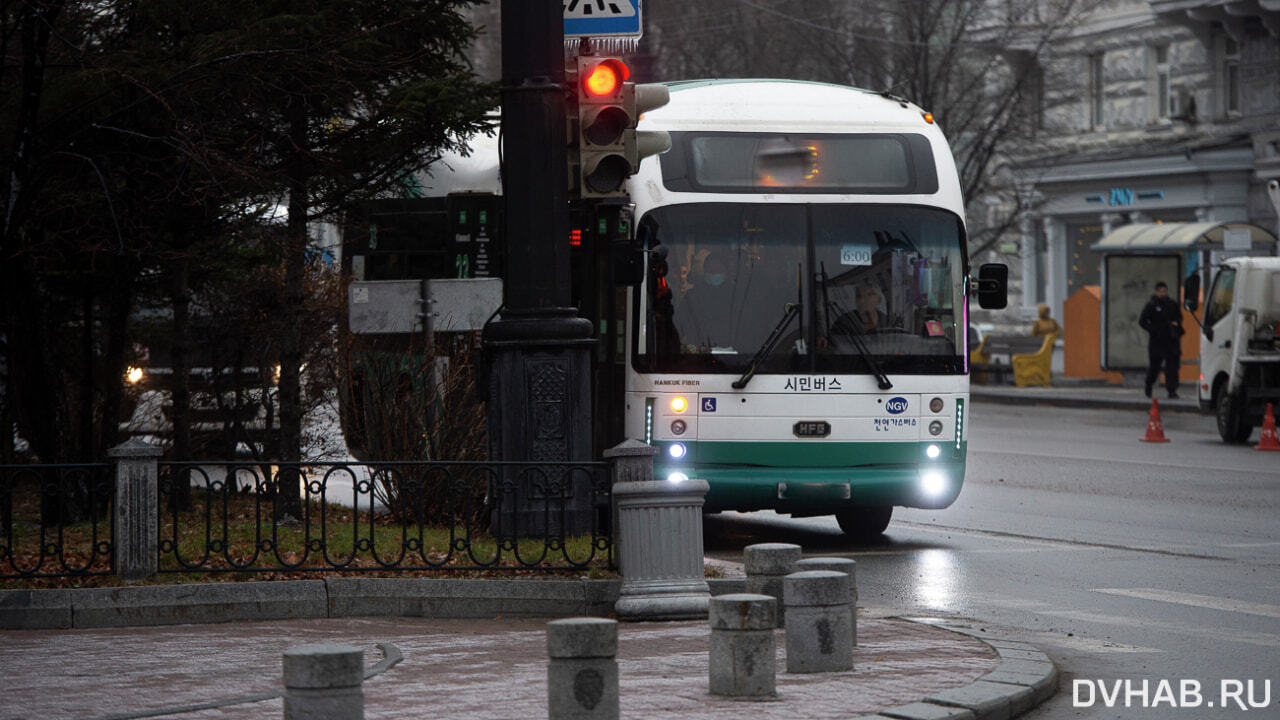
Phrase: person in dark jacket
[{"left": 1138, "top": 281, "right": 1184, "bottom": 398}]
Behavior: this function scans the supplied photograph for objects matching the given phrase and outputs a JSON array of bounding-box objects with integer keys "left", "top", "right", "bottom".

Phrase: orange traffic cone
[
  {"left": 1140, "top": 398, "right": 1170, "bottom": 443},
  {"left": 1255, "top": 403, "right": 1280, "bottom": 451}
]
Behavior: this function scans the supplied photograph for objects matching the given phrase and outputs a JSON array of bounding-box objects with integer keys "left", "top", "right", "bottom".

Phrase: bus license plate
[{"left": 793, "top": 421, "right": 831, "bottom": 438}]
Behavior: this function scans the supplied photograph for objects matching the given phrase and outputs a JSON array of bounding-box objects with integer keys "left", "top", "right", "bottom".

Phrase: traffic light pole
[{"left": 486, "top": 0, "right": 596, "bottom": 536}]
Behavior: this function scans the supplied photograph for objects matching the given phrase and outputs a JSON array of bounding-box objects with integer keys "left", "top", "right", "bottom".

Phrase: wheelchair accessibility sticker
[{"left": 702, "top": 398, "right": 717, "bottom": 413}]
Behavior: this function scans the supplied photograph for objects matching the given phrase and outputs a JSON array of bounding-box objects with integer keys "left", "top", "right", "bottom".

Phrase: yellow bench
[{"left": 970, "top": 333, "right": 1056, "bottom": 387}]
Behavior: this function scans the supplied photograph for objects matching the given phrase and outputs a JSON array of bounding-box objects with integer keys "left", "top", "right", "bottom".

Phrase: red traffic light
[{"left": 582, "top": 58, "right": 629, "bottom": 98}]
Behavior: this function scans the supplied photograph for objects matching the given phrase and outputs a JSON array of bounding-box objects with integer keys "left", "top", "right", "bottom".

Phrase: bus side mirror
[
  {"left": 1183, "top": 273, "right": 1200, "bottom": 313},
  {"left": 975, "top": 263, "right": 1008, "bottom": 310},
  {"left": 613, "top": 243, "right": 644, "bottom": 286}
]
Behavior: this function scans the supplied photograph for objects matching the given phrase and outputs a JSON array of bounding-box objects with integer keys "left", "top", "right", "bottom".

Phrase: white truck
[{"left": 1185, "top": 256, "right": 1280, "bottom": 443}]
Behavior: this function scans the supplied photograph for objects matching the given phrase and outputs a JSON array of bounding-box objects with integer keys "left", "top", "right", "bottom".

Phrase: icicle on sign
[{"left": 564, "top": 0, "right": 642, "bottom": 53}]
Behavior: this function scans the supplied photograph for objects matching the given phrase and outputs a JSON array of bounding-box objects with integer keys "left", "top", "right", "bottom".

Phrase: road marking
[
  {"left": 1222, "top": 541, "right": 1280, "bottom": 548},
  {"left": 893, "top": 520, "right": 1227, "bottom": 560},
  {"left": 1046, "top": 607, "right": 1280, "bottom": 649},
  {"left": 968, "top": 593, "right": 1280, "bottom": 650},
  {"left": 970, "top": 447, "right": 1280, "bottom": 476},
  {"left": 1093, "top": 588, "right": 1280, "bottom": 620},
  {"left": 844, "top": 543, "right": 1085, "bottom": 556},
  {"left": 912, "top": 597, "right": 1164, "bottom": 653}
]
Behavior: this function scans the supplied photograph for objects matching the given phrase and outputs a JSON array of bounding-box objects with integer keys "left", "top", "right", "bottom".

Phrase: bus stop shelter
[{"left": 1089, "top": 221, "right": 1277, "bottom": 371}]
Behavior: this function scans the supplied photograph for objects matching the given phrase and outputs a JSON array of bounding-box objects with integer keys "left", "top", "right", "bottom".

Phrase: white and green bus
[{"left": 624, "top": 80, "right": 1006, "bottom": 538}]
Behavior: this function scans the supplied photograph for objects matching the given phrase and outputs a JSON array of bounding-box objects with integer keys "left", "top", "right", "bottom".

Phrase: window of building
[
  {"left": 1089, "top": 53, "right": 1105, "bottom": 129},
  {"left": 1034, "top": 225, "right": 1048, "bottom": 304},
  {"left": 1222, "top": 36, "right": 1240, "bottom": 115},
  {"left": 1028, "top": 64, "right": 1045, "bottom": 136},
  {"left": 1154, "top": 45, "right": 1173, "bottom": 120}
]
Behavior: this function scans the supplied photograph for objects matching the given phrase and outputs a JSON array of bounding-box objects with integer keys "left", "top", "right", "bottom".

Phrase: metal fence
[
  {"left": 157, "top": 460, "right": 613, "bottom": 573},
  {"left": 1, "top": 454, "right": 615, "bottom": 580},
  {"left": 0, "top": 464, "right": 115, "bottom": 578}
]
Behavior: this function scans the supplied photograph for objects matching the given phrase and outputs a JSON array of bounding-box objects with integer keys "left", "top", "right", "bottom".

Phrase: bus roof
[
  {"left": 632, "top": 79, "right": 964, "bottom": 217},
  {"left": 644, "top": 80, "right": 935, "bottom": 134}
]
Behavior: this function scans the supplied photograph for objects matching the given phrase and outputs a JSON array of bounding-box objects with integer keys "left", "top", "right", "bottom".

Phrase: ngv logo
[{"left": 885, "top": 397, "right": 909, "bottom": 414}]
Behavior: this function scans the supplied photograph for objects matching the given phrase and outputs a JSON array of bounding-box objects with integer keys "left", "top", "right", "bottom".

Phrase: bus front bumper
[{"left": 655, "top": 461, "right": 966, "bottom": 513}]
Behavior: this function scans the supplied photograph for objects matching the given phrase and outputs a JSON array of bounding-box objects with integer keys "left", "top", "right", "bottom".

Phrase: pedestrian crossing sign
[{"left": 564, "top": 0, "right": 642, "bottom": 38}]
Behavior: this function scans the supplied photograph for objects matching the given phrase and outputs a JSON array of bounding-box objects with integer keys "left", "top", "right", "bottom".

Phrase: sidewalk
[
  {"left": 970, "top": 377, "right": 1202, "bottom": 413},
  {"left": 970, "top": 343, "right": 1204, "bottom": 413},
  {"left": 1, "top": 612, "right": 1054, "bottom": 720}
]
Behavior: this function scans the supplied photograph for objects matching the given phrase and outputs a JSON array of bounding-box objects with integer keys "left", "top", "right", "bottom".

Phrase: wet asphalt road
[{"left": 703, "top": 401, "right": 1280, "bottom": 719}]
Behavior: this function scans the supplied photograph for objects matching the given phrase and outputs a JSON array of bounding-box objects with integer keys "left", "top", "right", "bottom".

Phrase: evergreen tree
[{"left": 2, "top": 1, "right": 494, "bottom": 518}]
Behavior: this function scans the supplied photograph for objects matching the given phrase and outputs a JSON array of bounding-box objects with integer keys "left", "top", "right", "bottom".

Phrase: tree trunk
[
  {"left": 4, "top": 3, "right": 71, "bottom": 525},
  {"left": 276, "top": 100, "right": 308, "bottom": 521},
  {"left": 169, "top": 253, "right": 193, "bottom": 509},
  {"left": 99, "top": 264, "right": 133, "bottom": 455},
  {"left": 79, "top": 288, "right": 95, "bottom": 461},
  {"left": 97, "top": 264, "right": 135, "bottom": 520}
]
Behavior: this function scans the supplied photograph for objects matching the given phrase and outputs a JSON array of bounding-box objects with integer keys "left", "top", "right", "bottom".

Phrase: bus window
[{"left": 636, "top": 203, "right": 966, "bottom": 376}]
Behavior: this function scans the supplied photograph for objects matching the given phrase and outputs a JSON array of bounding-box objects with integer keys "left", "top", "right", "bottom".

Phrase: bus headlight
[
  {"left": 670, "top": 396, "right": 688, "bottom": 413},
  {"left": 667, "top": 472, "right": 689, "bottom": 484},
  {"left": 925, "top": 443, "right": 941, "bottom": 459},
  {"left": 920, "top": 471, "right": 948, "bottom": 498},
  {"left": 929, "top": 420, "right": 944, "bottom": 436},
  {"left": 669, "top": 442, "right": 687, "bottom": 459}
]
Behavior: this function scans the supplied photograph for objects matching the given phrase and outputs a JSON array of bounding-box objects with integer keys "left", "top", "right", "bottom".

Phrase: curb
[
  {"left": 970, "top": 388, "right": 1201, "bottom": 414},
  {"left": 0, "top": 577, "right": 623, "bottom": 630},
  {"left": 849, "top": 620, "right": 1058, "bottom": 720},
  {"left": 0, "top": 577, "right": 756, "bottom": 630}
]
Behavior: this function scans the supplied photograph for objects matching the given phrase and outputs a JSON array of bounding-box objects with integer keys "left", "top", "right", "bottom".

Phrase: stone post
[
  {"left": 708, "top": 593, "right": 777, "bottom": 698},
  {"left": 795, "top": 556, "right": 857, "bottom": 645},
  {"left": 108, "top": 438, "right": 162, "bottom": 582},
  {"left": 282, "top": 643, "right": 364, "bottom": 720},
  {"left": 547, "top": 617, "right": 619, "bottom": 720},
  {"left": 784, "top": 570, "right": 854, "bottom": 674},
  {"left": 608, "top": 440, "right": 710, "bottom": 620},
  {"left": 743, "top": 542, "right": 801, "bottom": 627}
]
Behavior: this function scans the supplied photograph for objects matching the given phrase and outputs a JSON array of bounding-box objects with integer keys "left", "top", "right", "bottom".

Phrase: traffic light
[
  {"left": 563, "top": 60, "right": 581, "bottom": 194},
  {"left": 629, "top": 83, "right": 672, "bottom": 176},
  {"left": 577, "top": 57, "right": 630, "bottom": 197},
  {"left": 574, "top": 56, "right": 671, "bottom": 198}
]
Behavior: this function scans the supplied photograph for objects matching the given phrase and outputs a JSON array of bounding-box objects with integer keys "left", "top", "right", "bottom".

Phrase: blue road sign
[{"left": 564, "top": 0, "right": 642, "bottom": 38}]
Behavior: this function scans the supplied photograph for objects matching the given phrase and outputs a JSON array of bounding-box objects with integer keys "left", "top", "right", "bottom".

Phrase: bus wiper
[
  {"left": 819, "top": 263, "right": 893, "bottom": 390},
  {"left": 732, "top": 302, "right": 800, "bottom": 390}
]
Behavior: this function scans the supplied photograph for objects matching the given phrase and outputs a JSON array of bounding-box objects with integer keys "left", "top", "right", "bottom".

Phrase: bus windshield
[{"left": 635, "top": 203, "right": 967, "bottom": 376}]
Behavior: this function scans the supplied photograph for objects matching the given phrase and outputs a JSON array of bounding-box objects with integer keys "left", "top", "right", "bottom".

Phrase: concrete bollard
[
  {"left": 608, "top": 440, "right": 711, "bottom": 621},
  {"left": 708, "top": 594, "right": 777, "bottom": 698},
  {"left": 282, "top": 643, "right": 364, "bottom": 720},
  {"left": 795, "top": 557, "right": 857, "bottom": 645},
  {"left": 784, "top": 570, "right": 853, "bottom": 674},
  {"left": 744, "top": 542, "right": 801, "bottom": 627},
  {"left": 547, "top": 617, "right": 619, "bottom": 720}
]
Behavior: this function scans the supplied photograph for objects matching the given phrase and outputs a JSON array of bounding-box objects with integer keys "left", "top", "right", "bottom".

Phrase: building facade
[{"left": 1003, "top": 0, "right": 1280, "bottom": 331}]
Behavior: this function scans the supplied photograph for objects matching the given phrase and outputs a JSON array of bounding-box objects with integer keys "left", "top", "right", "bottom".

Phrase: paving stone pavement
[{"left": 1, "top": 615, "right": 999, "bottom": 719}]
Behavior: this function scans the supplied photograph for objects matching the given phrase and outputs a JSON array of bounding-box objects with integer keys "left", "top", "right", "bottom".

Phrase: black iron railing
[
  {"left": 157, "top": 460, "right": 613, "bottom": 573},
  {"left": 0, "top": 464, "right": 115, "bottom": 578}
]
